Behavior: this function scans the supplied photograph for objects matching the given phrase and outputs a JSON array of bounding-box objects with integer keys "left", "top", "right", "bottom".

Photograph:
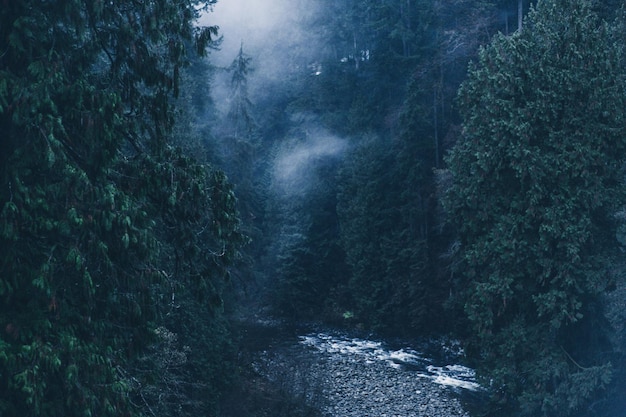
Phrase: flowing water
[
  {"left": 299, "top": 332, "right": 481, "bottom": 392},
  {"left": 238, "top": 321, "right": 484, "bottom": 416}
]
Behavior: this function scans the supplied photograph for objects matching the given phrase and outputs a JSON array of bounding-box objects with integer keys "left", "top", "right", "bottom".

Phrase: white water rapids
[{"left": 299, "top": 333, "right": 481, "bottom": 392}]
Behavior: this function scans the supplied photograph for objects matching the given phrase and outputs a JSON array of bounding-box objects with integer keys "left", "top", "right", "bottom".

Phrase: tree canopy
[
  {"left": 0, "top": 1, "right": 244, "bottom": 416},
  {"left": 445, "top": 0, "right": 626, "bottom": 415},
  {"left": 3, "top": 0, "right": 626, "bottom": 415}
]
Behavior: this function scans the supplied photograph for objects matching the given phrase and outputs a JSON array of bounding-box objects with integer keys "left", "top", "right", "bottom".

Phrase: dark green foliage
[
  {"left": 337, "top": 138, "right": 404, "bottom": 330},
  {"left": 265, "top": 0, "right": 508, "bottom": 335},
  {"left": 132, "top": 303, "right": 237, "bottom": 416},
  {"left": 445, "top": 0, "right": 626, "bottom": 415},
  {"left": 337, "top": 130, "right": 442, "bottom": 334},
  {"left": 288, "top": 0, "right": 437, "bottom": 135},
  {"left": 0, "top": 1, "right": 245, "bottom": 416},
  {"left": 272, "top": 153, "right": 349, "bottom": 320}
]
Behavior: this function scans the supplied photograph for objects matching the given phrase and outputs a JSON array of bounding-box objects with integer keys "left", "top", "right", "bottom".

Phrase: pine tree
[
  {"left": 226, "top": 43, "right": 255, "bottom": 139},
  {"left": 337, "top": 132, "right": 437, "bottom": 333},
  {"left": 444, "top": 1, "right": 626, "bottom": 415}
]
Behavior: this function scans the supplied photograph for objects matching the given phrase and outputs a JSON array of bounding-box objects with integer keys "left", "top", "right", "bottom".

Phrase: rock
[{"left": 253, "top": 341, "right": 471, "bottom": 417}]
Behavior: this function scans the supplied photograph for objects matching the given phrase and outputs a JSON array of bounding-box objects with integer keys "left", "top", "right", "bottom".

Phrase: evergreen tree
[
  {"left": 0, "top": 1, "right": 244, "bottom": 416},
  {"left": 337, "top": 137, "right": 395, "bottom": 328},
  {"left": 444, "top": 0, "right": 626, "bottom": 415},
  {"left": 270, "top": 128, "right": 349, "bottom": 321},
  {"left": 226, "top": 43, "right": 256, "bottom": 140},
  {"left": 337, "top": 133, "right": 436, "bottom": 333}
]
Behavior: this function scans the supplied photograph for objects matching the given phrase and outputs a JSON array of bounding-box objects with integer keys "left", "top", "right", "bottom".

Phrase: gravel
[{"left": 254, "top": 340, "right": 472, "bottom": 417}]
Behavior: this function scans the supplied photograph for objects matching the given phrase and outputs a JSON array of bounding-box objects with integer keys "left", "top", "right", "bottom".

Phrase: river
[{"left": 233, "top": 320, "right": 485, "bottom": 417}]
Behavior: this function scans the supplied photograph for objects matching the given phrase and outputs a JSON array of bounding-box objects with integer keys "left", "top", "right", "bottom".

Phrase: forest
[{"left": 1, "top": 0, "right": 625, "bottom": 416}]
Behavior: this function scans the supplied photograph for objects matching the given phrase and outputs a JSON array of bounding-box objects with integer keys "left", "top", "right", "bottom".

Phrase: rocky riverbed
[{"left": 248, "top": 328, "right": 480, "bottom": 417}]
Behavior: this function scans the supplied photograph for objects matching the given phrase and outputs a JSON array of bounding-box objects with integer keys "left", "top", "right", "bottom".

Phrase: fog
[
  {"left": 202, "top": 0, "right": 322, "bottom": 109},
  {"left": 272, "top": 125, "right": 347, "bottom": 197},
  {"left": 199, "top": 0, "right": 345, "bottom": 199},
  {"left": 201, "top": 0, "right": 305, "bottom": 65}
]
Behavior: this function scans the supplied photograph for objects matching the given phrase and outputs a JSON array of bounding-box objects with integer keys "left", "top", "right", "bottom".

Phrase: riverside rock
[{"left": 252, "top": 332, "right": 473, "bottom": 417}]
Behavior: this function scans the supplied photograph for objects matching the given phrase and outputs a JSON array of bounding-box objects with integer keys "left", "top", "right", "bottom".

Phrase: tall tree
[
  {"left": 0, "top": 1, "right": 244, "bottom": 416},
  {"left": 444, "top": 0, "right": 626, "bottom": 415},
  {"left": 226, "top": 43, "right": 255, "bottom": 140},
  {"left": 337, "top": 131, "right": 437, "bottom": 333}
]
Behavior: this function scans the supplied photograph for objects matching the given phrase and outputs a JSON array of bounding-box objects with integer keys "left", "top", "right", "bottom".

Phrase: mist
[
  {"left": 272, "top": 126, "right": 348, "bottom": 197},
  {"left": 202, "top": 0, "right": 322, "bottom": 116},
  {"left": 202, "top": 0, "right": 311, "bottom": 64},
  {"left": 199, "top": 0, "right": 345, "bottom": 201}
]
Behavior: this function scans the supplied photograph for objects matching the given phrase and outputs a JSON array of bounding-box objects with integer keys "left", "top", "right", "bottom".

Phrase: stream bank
[{"left": 221, "top": 319, "right": 484, "bottom": 417}]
